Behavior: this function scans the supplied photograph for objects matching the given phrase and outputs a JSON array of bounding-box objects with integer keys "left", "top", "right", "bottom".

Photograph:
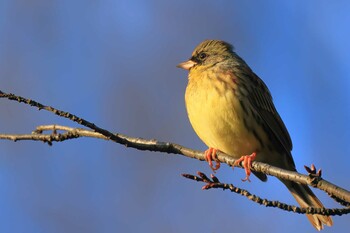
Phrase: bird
[{"left": 177, "top": 39, "right": 333, "bottom": 230}]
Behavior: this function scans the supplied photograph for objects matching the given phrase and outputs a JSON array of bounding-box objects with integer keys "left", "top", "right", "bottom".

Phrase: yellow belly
[{"left": 185, "top": 71, "right": 262, "bottom": 159}]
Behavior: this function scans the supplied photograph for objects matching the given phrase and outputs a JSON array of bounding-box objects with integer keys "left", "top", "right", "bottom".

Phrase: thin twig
[{"left": 182, "top": 172, "right": 350, "bottom": 216}]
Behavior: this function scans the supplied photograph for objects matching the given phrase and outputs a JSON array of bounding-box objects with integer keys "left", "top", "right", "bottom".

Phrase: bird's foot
[
  {"left": 204, "top": 148, "right": 221, "bottom": 173},
  {"left": 234, "top": 152, "right": 257, "bottom": 182}
]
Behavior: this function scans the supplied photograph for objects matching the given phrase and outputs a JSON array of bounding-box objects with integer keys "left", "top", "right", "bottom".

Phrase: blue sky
[{"left": 0, "top": 1, "right": 349, "bottom": 232}]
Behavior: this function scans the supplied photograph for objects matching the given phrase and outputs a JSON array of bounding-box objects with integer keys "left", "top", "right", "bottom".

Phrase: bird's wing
[{"left": 240, "top": 67, "right": 293, "bottom": 155}]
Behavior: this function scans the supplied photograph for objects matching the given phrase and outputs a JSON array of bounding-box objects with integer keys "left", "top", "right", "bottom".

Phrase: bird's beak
[{"left": 176, "top": 60, "right": 197, "bottom": 70}]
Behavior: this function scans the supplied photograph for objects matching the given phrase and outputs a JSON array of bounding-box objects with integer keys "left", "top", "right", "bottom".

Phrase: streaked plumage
[{"left": 178, "top": 40, "right": 333, "bottom": 230}]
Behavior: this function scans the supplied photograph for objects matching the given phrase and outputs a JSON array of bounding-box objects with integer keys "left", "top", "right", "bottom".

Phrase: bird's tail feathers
[{"left": 281, "top": 180, "right": 333, "bottom": 231}]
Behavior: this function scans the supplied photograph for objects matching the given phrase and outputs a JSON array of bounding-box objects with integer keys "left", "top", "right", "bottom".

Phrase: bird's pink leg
[
  {"left": 233, "top": 152, "right": 257, "bottom": 182},
  {"left": 204, "top": 148, "right": 221, "bottom": 172}
]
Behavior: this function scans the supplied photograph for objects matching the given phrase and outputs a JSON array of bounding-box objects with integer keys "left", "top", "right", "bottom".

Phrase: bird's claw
[
  {"left": 234, "top": 152, "right": 257, "bottom": 182},
  {"left": 204, "top": 148, "right": 221, "bottom": 173}
]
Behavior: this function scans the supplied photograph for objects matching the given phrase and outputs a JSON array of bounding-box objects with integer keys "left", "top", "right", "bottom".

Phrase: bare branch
[
  {"left": 0, "top": 125, "right": 108, "bottom": 145},
  {"left": 182, "top": 172, "right": 350, "bottom": 216},
  {"left": 1, "top": 90, "right": 350, "bottom": 210}
]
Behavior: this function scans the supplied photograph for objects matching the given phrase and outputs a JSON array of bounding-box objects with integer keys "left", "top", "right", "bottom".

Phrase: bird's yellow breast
[{"left": 185, "top": 68, "right": 261, "bottom": 158}]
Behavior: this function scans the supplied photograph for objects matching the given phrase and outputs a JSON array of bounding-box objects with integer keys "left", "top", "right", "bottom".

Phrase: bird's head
[{"left": 177, "top": 40, "right": 235, "bottom": 71}]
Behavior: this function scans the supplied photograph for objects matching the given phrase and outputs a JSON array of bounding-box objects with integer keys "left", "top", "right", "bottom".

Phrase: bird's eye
[{"left": 198, "top": 52, "right": 207, "bottom": 60}]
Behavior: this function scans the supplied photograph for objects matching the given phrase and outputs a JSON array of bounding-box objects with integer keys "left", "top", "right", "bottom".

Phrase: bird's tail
[{"left": 281, "top": 180, "right": 333, "bottom": 231}]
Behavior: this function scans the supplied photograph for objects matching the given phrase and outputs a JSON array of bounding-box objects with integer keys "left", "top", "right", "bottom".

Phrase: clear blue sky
[{"left": 0, "top": 1, "right": 349, "bottom": 232}]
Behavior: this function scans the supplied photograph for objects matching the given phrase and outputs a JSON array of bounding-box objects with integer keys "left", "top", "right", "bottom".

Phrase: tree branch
[
  {"left": 1, "top": 90, "right": 349, "bottom": 214},
  {"left": 183, "top": 172, "right": 350, "bottom": 216}
]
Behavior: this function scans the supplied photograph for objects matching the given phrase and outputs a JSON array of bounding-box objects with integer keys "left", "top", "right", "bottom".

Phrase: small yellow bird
[{"left": 177, "top": 40, "right": 333, "bottom": 230}]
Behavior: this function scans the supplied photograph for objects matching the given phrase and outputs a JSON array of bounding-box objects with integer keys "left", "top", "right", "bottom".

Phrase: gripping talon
[
  {"left": 233, "top": 152, "right": 257, "bottom": 182},
  {"left": 204, "top": 148, "right": 221, "bottom": 172}
]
